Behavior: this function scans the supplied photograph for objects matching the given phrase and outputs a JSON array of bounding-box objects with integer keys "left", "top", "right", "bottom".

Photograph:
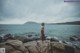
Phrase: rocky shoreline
[{"left": 0, "top": 34, "right": 80, "bottom": 53}]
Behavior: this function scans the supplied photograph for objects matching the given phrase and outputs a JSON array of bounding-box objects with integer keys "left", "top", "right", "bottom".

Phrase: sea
[
  {"left": 0, "top": 24, "right": 80, "bottom": 40},
  {"left": 0, "top": 24, "right": 80, "bottom": 48}
]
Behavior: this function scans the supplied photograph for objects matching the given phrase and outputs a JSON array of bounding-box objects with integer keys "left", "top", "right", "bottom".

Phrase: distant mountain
[
  {"left": 24, "top": 21, "right": 80, "bottom": 25},
  {"left": 55, "top": 21, "right": 80, "bottom": 25},
  {"left": 24, "top": 21, "right": 39, "bottom": 24}
]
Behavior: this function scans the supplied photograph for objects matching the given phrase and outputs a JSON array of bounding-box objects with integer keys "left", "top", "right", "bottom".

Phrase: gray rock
[
  {"left": 0, "top": 40, "right": 27, "bottom": 53},
  {"left": 50, "top": 42, "right": 75, "bottom": 53},
  {"left": 11, "top": 50, "right": 22, "bottom": 53},
  {"left": 65, "top": 45, "right": 75, "bottom": 53},
  {"left": 0, "top": 40, "right": 76, "bottom": 53},
  {"left": 3, "top": 34, "right": 14, "bottom": 41},
  {"left": 24, "top": 41, "right": 75, "bottom": 53},
  {"left": 0, "top": 36, "right": 3, "bottom": 42},
  {"left": 5, "top": 40, "right": 26, "bottom": 52},
  {"left": 70, "top": 35, "right": 80, "bottom": 41}
]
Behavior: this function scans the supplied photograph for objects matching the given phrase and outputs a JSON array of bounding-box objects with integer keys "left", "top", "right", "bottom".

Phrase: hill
[
  {"left": 24, "top": 21, "right": 80, "bottom": 25},
  {"left": 56, "top": 21, "right": 80, "bottom": 25},
  {"left": 24, "top": 21, "right": 39, "bottom": 24}
]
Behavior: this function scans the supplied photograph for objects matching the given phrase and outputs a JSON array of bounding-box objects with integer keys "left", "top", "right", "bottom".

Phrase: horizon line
[{"left": 0, "top": 21, "right": 80, "bottom": 24}]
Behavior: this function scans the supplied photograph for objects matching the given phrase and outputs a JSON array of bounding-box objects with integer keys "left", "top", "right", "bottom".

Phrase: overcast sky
[{"left": 0, "top": 0, "right": 80, "bottom": 24}]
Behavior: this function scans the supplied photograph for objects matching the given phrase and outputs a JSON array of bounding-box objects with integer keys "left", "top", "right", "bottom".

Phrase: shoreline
[
  {"left": 0, "top": 34, "right": 80, "bottom": 53},
  {"left": 0, "top": 39, "right": 80, "bottom": 53}
]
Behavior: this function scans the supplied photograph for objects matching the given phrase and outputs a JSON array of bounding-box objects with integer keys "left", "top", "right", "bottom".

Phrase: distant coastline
[
  {"left": 0, "top": 21, "right": 80, "bottom": 25},
  {"left": 24, "top": 21, "right": 80, "bottom": 25},
  {"left": 24, "top": 21, "right": 38, "bottom": 24},
  {"left": 57, "top": 21, "right": 80, "bottom": 25}
]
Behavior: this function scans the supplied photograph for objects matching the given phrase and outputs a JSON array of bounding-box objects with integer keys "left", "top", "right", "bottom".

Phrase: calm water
[{"left": 0, "top": 24, "right": 80, "bottom": 40}]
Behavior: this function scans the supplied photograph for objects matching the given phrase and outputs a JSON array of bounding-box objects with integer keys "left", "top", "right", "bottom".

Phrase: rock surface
[
  {"left": 0, "top": 36, "right": 3, "bottom": 42},
  {"left": 24, "top": 41, "right": 75, "bottom": 53},
  {"left": 0, "top": 40, "right": 77, "bottom": 53},
  {"left": 3, "top": 34, "right": 14, "bottom": 41},
  {"left": 70, "top": 35, "right": 80, "bottom": 41},
  {"left": 0, "top": 40, "right": 27, "bottom": 53}
]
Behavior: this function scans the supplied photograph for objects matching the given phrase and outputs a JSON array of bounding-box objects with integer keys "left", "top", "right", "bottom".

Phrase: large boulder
[
  {"left": 24, "top": 41, "right": 39, "bottom": 53},
  {"left": 3, "top": 34, "right": 14, "bottom": 41},
  {"left": 5, "top": 40, "right": 26, "bottom": 52},
  {"left": 50, "top": 42, "right": 75, "bottom": 53},
  {"left": 65, "top": 45, "right": 75, "bottom": 53},
  {"left": 14, "top": 35, "right": 29, "bottom": 43},
  {"left": 0, "top": 40, "right": 27, "bottom": 53},
  {"left": 0, "top": 42, "right": 15, "bottom": 53},
  {"left": 24, "top": 41, "right": 75, "bottom": 53},
  {"left": 0, "top": 40, "right": 75, "bottom": 53},
  {"left": 70, "top": 35, "right": 80, "bottom": 41},
  {"left": 48, "top": 42, "right": 65, "bottom": 53}
]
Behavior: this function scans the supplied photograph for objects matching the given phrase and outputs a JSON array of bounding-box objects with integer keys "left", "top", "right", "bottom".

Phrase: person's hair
[{"left": 41, "top": 23, "right": 44, "bottom": 26}]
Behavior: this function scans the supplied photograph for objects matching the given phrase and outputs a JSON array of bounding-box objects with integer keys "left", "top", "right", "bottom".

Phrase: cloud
[
  {"left": 0, "top": 18, "right": 3, "bottom": 21},
  {"left": 0, "top": 0, "right": 80, "bottom": 24}
]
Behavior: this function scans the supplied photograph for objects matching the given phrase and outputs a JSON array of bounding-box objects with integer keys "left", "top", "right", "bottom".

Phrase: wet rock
[
  {"left": 14, "top": 36, "right": 34, "bottom": 43},
  {"left": 0, "top": 36, "right": 3, "bottom": 42},
  {"left": 3, "top": 34, "right": 14, "bottom": 41},
  {"left": 14, "top": 36, "right": 26, "bottom": 42},
  {"left": 70, "top": 35, "right": 80, "bottom": 41},
  {"left": 50, "top": 38, "right": 59, "bottom": 42},
  {"left": 24, "top": 37, "right": 40, "bottom": 43},
  {"left": 70, "top": 37, "right": 76, "bottom": 41},
  {"left": 28, "top": 35, "right": 32, "bottom": 37},
  {"left": 46, "top": 36, "right": 59, "bottom": 42},
  {"left": 14, "top": 36, "right": 27, "bottom": 43}
]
